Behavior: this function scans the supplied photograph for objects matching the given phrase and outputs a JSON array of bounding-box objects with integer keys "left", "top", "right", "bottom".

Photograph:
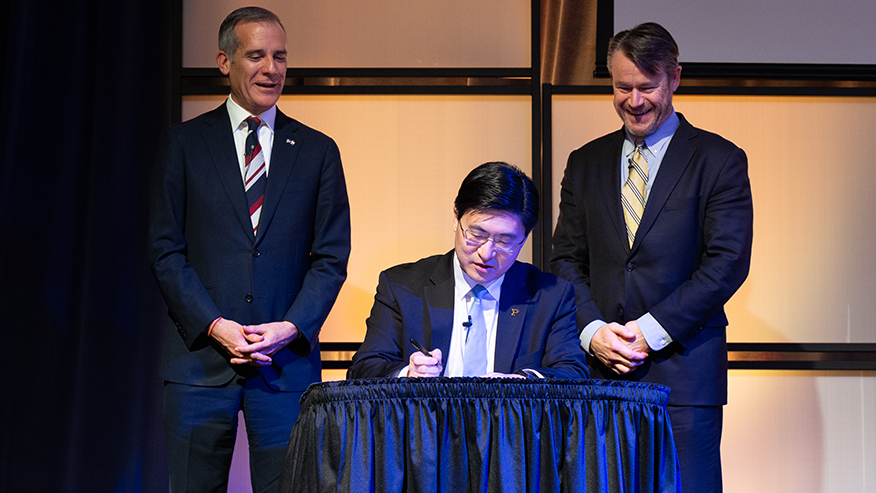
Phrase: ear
[
  {"left": 669, "top": 64, "right": 682, "bottom": 92},
  {"left": 452, "top": 208, "right": 459, "bottom": 232},
  {"left": 217, "top": 51, "right": 231, "bottom": 75}
]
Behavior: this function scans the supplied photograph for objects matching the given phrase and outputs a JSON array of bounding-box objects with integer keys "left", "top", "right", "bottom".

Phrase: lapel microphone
[{"left": 462, "top": 315, "right": 472, "bottom": 328}]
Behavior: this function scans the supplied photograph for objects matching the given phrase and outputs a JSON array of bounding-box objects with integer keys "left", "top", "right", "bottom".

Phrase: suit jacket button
[
  {"left": 618, "top": 308, "right": 624, "bottom": 317},
  {"left": 245, "top": 294, "right": 253, "bottom": 303},
  {"left": 252, "top": 249, "right": 260, "bottom": 257},
  {"left": 625, "top": 262, "right": 634, "bottom": 272}
]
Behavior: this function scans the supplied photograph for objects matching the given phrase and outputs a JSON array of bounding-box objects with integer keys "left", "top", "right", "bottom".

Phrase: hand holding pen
[{"left": 408, "top": 339, "right": 443, "bottom": 378}]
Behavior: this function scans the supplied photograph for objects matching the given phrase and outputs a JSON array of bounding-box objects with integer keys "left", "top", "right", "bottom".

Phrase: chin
[
  {"left": 257, "top": 98, "right": 279, "bottom": 109},
  {"left": 468, "top": 270, "right": 492, "bottom": 284},
  {"left": 626, "top": 122, "right": 654, "bottom": 138}
]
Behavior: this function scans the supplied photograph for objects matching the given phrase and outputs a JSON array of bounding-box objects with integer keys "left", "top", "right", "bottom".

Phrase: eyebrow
[
  {"left": 243, "top": 49, "right": 287, "bottom": 57},
  {"left": 467, "top": 225, "right": 517, "bottom": 239}
]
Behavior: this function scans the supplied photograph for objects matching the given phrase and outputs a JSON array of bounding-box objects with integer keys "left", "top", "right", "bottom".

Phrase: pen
[{"left": 409, "top": 338, "right": 432, "bottom": 358}]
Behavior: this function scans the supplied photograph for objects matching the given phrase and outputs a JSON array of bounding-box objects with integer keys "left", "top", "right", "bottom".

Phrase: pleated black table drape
[{"left": 280, "top": 377, "right": 680, "bottom": 493}]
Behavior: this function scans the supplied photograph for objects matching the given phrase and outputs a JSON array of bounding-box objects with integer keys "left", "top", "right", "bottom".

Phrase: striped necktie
[
  {"left": 621, "top": 143, "right": 649, "bottom": 247},
  {"left": 244, "top": 117, "right": 267, "bottom": 236},
  {"left": 462, "top": 284, "right": 489, "bottom": 376}
]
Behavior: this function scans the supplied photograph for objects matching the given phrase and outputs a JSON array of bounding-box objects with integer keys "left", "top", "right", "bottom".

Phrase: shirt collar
[
  {"left": 623, "top": 109, "right": 678, "bottom": 158},
  {"left": 225, "top": 96, "right": 277, "bottom": 133}
]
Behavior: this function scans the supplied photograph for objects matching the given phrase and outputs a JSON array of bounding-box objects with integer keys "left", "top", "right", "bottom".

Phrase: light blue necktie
[{"left": 462, "top": 285, "right": 488, "bottom": 376}]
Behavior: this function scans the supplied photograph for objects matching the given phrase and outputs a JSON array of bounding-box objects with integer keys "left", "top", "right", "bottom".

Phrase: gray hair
[
  {"left": 607, "top": 22, "right": 678, "bottom": 77},
  {"left": 218, "top": 6, "right": 285, "bottom": 61}
]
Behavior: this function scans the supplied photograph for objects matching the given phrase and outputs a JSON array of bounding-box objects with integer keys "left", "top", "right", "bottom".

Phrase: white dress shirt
[
  {"left": 443, "top": 252, "right": 503, "bottom": 376},
  {"left": 225, "top": 96, "right": 277, "bottom": 181}
]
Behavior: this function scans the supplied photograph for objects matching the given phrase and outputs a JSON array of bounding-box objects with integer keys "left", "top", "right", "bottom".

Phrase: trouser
[
  {"left": 668, "top": 404, "right": 724, "bottom": 493},
  {"left": 164, "top": 376, "right": 303, "bottom": 493}
]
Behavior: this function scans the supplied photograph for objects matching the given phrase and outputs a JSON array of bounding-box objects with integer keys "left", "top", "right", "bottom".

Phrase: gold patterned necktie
[{"left": 621, "top": 143, "right": 649, "bottom": 247}]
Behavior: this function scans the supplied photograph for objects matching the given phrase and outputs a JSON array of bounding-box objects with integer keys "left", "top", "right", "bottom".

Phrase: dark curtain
[{"left": 0, "top": 1, "right": 174, "bottom": 492}]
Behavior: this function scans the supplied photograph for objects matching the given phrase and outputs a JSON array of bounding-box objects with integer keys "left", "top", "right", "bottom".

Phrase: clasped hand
[
  {"left": 590, "top": 321, "right": 651, "bottom": 375},
  {"left": 210, "top": 318, "right": 299, "bottom": 366}
]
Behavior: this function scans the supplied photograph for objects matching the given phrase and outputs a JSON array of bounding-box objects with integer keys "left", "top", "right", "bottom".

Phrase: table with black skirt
[{"left": 280, "top": 377, "right": 680, "bottom": 492}]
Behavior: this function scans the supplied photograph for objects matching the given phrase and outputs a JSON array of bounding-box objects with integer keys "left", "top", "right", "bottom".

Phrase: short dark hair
[
  {"left": 454, "top": 162, "right": 539, "bottom": 234},
  {"left": 218, "top": 7, "right": 285, "bottom": 61},
  {"left": 607, "top": 22, "right": 679, "bottom": 77}
]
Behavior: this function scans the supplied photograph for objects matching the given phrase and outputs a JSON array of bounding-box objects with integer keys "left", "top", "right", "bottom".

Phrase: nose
[
  {"left": 261, "top": 56, "right": 284, "bottom": 77},
  {"left": 477, "top": 240, "right": 497, "bottom": 260},
  {"left": 629, "top": 89, "right": 644, "bottom": 108},
  {"left": 262, "top": 57, "right": 276, "bottom": 74}
]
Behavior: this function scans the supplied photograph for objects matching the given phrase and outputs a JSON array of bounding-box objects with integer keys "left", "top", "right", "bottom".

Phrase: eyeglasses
[{"left": 459, "top": 221, "right": 526, "bottom": 254}]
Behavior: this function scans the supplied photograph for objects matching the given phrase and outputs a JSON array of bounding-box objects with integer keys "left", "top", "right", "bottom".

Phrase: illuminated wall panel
[
  {"left": 724, "top": 371, "right": 876, "bottom": 492},
  {"left": 182, "top": 0, "right": 531, "bottom": 68}
]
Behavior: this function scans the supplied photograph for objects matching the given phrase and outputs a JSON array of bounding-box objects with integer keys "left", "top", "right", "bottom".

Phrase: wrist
[
  {"left": 207, "top": 317, "right": 223, "bottom": 337},
  {"left": 285, "top": 321, "right": 300, "bottom": 339}
]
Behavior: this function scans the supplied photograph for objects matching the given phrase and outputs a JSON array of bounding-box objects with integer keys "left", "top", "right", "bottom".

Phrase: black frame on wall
[
  {"left": 550, "top": 1, "right": 876, "bottom": 370},
  {"left": 172, "top": 0, "right": 547, "bottom": 267},
  {"left": 171, "top": 0, "right": 550, "bottom": 370},
  {"left": 542, "top": 83, "right": 876, "bottom": 371},
  {"left": 172, "top": 0, "right": 876, "bottom": 371}
]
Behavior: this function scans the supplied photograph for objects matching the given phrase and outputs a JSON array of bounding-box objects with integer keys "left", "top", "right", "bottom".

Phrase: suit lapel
[
  {"left": 493, "top": 262, "right": 529, "bottom": 373},
  {"left": 598, "top": 130, "right": 631, "bottom": 252},
  {"left": 201, "top": 106, "right": 254, "bottom": 240},
  {"left": 424, "top": 252, "right": 456, "bottom": 376},
  {"left": 634, "top": 115, "right": 697, "bottom": 249},
  {"left": 255, "top": 110, "right": 303, "bottom": 244}
]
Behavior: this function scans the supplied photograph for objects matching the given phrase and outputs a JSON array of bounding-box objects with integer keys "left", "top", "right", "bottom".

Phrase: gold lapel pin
[{"left": 511, "top": 309, "right": 519, "bottom": 316}]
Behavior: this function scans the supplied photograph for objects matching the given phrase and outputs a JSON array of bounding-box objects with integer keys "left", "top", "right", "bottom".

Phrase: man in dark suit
[
  {"left": 147, "top": 7, "right": 350, "bottom": 492},
  {"left": 348, "top": 162, "right": 588, "bottom": 380},
  {"left": 550, "top": 23, "right": 753, "bottom": 492}
]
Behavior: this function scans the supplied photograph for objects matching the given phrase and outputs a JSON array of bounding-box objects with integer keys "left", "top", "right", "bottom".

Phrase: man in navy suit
[
  {"left": 148, "top": 7, "right": 350, "bottom": 492},
  {"left": 550, "top": 23, "right": 753, "bottom": 492},
  {"left": 348, "top": 162, "right": 588, "bottom": 380}
]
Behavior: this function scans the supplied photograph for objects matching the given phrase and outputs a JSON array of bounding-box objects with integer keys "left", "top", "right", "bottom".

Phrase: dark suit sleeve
[
  {"left": 281, "top": 137, "right": 350, "bottom": 348},
  {"left": 550, "top": 149, "right": 606, "bottom": 331},
  {"left": 520, "top": 280, "right": 590, "bottom": 379},
  {"left": 347, "top": 270, "right": 408, "bottom": 379},
  {"left": 649, "top": 146, "right": 753, "bottom": 343},
  {"left": 147, "top": 127, "right": 222, "bottom": 348}
]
